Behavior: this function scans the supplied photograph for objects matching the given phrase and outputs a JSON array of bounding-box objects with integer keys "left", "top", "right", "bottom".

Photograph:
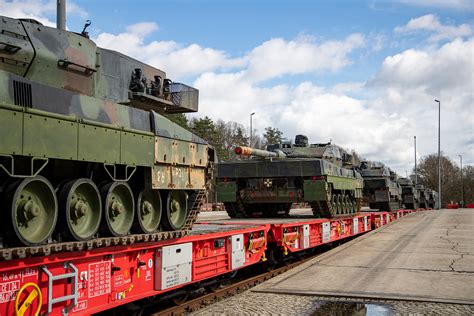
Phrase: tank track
[{"left": 0, "top": 190, "right": 206, "bottom": 261}]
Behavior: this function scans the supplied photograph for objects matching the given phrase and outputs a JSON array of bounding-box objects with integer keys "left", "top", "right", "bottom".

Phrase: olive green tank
[
  {"left": 216, "top": 135, "right": 363, "bottom": 218},
  {"left": 0, "top": 15, "right": 214, "bottom": 248},
  {"left": 358, "top": 161, "right": 402, "bottom": 211}
]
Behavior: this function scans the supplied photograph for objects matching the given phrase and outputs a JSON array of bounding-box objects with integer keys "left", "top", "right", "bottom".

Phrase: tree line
[{"left": 416, "top": 154, "right": 473, "bottom": 207}]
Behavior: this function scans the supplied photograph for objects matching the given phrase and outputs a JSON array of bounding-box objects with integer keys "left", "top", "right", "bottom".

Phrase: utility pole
[
  {"left": 459, "top": 154, "right": 463, "bottom": 208},
  {"left": 249, "top": 112, "right": 255, "bottom": 147},
  {"left": 435, "top": 99, "right": 441, "bottom": 209},
  {"left": 414, "top": 136, "right": 417, "bottom": 184}
]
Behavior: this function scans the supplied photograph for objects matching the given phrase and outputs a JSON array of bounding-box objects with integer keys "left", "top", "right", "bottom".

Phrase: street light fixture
[
  {"left": 435, "top": 99, "right": 441, "bottom": 209},
  {"left": 249, "top": 112, "right": 255, "bottom": 146},
  {"left": 459, "top": 154, "right": 463, "bottom": 208}
]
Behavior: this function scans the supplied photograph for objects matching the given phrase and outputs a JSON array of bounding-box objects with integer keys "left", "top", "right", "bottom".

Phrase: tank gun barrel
[{"left": 234, "top": 146, "right": 285, "bottom": 158}]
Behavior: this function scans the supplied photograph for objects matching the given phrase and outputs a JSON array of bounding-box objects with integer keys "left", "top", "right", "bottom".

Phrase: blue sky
[{"left": 1, "top": 0, "right": 473, "bottom": 173}]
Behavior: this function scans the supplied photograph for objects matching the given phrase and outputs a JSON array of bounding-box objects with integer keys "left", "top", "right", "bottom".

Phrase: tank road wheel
[
  {"left": 340, "top": 195, "right": 346, "bottom": 214},
  {"left": 351, "top": 197, "right": 357, "bottom": 214},
  {"left": 162, "top": 190, "right": 188, "bottom": 231},
  {"left": 100, "top": 182, "right": 134, "bottom": 236},
  {"left": 331, "top": 194, "right": 338, "bottom": 215},
  {"left": 133, "top": 189, "right": 162, "bottom": 234},
  {"left": 6, "top": 176, "right": 58, "bottom": 246},
  {"left": 345, "top": 195, "right": 351, "bottom": 214},
  {"left": 58, "top": 179, "right": 102, "bottom": 241}
]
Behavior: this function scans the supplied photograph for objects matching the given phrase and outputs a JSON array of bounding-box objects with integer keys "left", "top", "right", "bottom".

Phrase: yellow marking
[{"left": 15, "top": 282, "right": 42, "bottom": 316}]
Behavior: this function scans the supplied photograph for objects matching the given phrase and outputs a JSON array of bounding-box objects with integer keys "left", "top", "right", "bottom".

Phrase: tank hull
[{"left": 216, "top": 158, "right": 363, "bottom": 218}]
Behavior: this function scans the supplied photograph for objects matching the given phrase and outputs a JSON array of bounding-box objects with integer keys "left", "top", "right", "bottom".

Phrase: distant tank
[
  {"left": 359, "top": 161, "right": 402, "bottom": 211},
  {"left": 216, "top": 135, "right": 363, "bottom": 218},
  {"left": 425, "top": 188, "right": 438, "bottom": 209},
  {"left": 416, "top": 184, "right": 427, "bottom": 208},
  {"left": 0, "top": 14, "right": 214, "bottom": 247},
  {"left": 397, "top": 177, "right": 419, "bottom": 209}
]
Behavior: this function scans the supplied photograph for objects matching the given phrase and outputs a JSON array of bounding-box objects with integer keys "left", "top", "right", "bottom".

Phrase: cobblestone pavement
[{"left": 191, "top": 291, "right": 474, "bottom": 315}]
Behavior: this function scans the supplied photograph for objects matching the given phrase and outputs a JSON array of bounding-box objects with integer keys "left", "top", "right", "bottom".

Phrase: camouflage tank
[
  {"left": 0, "top": 15, "right": 214, "bottom": 248},
  {"left": 359, "top": 161, "right": 402, "bottom": 211},
  {"left": 416, "top": 184, "right": 428, "bottom": 208},
  {"left": 397, "top": 177, "right": 419, "bottom": 209},
  {"left": 216, "top": 135, "right": 363, "bottom": 218}
]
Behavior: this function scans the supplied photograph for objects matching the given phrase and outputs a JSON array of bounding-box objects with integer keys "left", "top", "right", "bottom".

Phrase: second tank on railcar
[
  {"left": 0, "top": 15, "right": 214, "bottom": 247},
  {"left": 359, "top": 161, "right": 402, "bottom": 211},
  {"left": 216, "top": 135, "right": 363, "bottom": 218}
]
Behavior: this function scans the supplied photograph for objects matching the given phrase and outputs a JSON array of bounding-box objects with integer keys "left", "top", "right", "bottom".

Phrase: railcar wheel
[
  {"left": 100, "top": 182, "right": 134, "bottom": 236},
  {"left": 162, "top": 190, "right": 188, "bottom": 231},
  {"left": 58, "top": 178, "right": 102, "bottom": 240},
  {"left": 133, "top": 189, "right": 162, "bottom": 234},
  {"left": 7, "top": 176, "right": 57, "bottom": 246},
  {"left": 171, "top": 293, "right": 188, "bottom": 305}
]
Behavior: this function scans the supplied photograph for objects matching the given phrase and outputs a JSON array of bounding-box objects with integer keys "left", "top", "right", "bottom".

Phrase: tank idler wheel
[
  {"left": 162, "top": 190, "right": 188, "bottom": 231},
  {"left": 133, "top": 189, "right": 162, "bottom": 234},
  {"left": 6, "top": 176, "right": 58, "bottom": 246},
  {"left": 100, "top": 182, "right": 135, "bottom": 237},
  {"left": 58, "top": 178, "right": 102, "bottom": 241}
]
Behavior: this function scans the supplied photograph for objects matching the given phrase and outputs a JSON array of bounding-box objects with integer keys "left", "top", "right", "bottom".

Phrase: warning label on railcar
[{"left": 88, "top": 261, "right": 112, "bottom": 298}]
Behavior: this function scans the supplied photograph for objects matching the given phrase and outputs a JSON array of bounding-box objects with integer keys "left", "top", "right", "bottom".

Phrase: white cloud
[
  {"left": 94, "top": 23, "right": 245, "bottom": 79},
  {"left": 244, "top": 33, "right": 366, "bottom": 82},
  {"left": 395, "top": 14, "right": 472, "bottom": 42},
  {"left": 371, "top": 38, "right": 474, "bottom": 93},
  {"left": 95, "top": 27, "right": 365, "bottom": 82}
]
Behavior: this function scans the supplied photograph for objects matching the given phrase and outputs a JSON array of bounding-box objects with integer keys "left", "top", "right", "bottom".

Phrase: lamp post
[
  {"left": 414, "top": 136, "right": 417, "bottom": 184},
  {"left": 459, "top": 154, "right": 463, "bottom": 208},
  {"left": 249, "top": 112, "right": 255, "bottom": 147},
  {"left": 435, "top": 99, "right": 441, "bottom": 209}
]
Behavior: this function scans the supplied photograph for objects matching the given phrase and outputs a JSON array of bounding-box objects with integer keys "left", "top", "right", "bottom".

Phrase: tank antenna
[{"left": 57, "top": 0, "right": 66, "bottom": 30}]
